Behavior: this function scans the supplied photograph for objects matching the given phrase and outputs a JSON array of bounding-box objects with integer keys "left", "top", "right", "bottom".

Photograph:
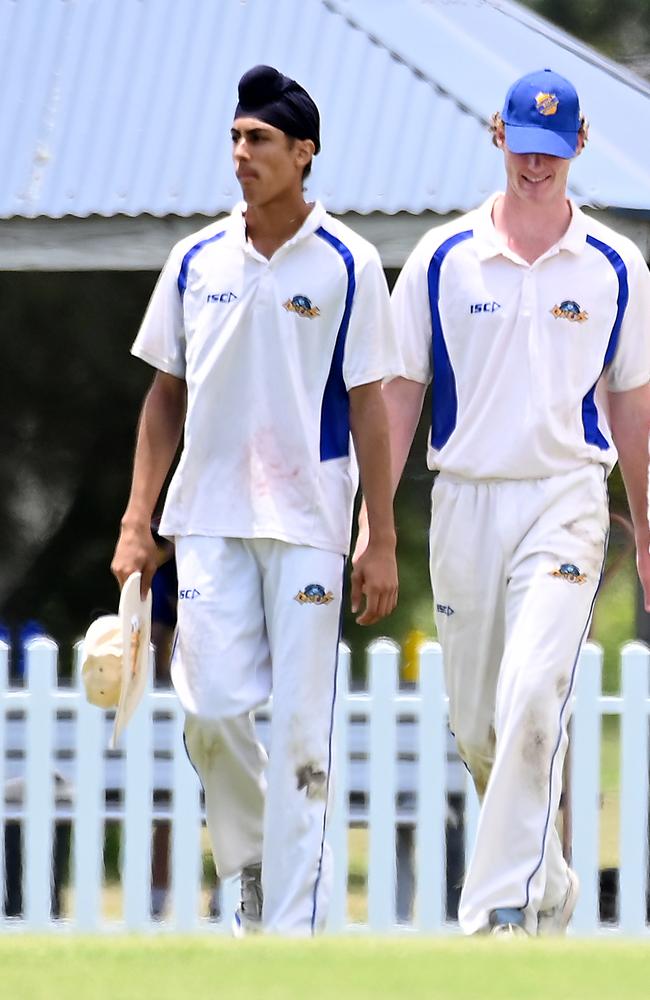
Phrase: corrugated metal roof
[{"left": 1, "top": 0, "right": 650, "bottom": 220}]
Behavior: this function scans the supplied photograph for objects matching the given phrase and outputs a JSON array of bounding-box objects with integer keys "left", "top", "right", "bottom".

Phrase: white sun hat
[
  {"left": 81, "top": 572, "right": 152, "bottom": 748},
  {"left": 81, "top": 615, "right": 122, "bottom": 708}
]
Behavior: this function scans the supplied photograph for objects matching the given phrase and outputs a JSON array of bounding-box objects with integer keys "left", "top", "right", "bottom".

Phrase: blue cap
[{"left": 501, "top": 69, "right": 580, "bottom": 158}]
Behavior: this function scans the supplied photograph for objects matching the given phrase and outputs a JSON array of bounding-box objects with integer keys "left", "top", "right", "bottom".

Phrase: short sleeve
[
  {"left": 131, "top": 245, "right": 186, "bottom": 378},
  {"left": 342, "top": 249, "right": 404, "bottom": 389},
  {"left": 605, "top": 247, "right": 650, "bottom": 393},
  {"left": 390, "top": 243, "right": 433, "bottom": 385}
]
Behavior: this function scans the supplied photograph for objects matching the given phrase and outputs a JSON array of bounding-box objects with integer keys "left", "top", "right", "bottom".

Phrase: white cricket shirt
[
  {"left": 132, "top": 201, "right": 401, "bottom": 554},
  {"left": 392, "top": 194, "right": 650, "bottom": 480}
]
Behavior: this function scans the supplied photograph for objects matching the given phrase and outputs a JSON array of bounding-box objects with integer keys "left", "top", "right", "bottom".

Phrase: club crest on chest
[
  {"left": 283, "top": 294, "right": 321, "bottom": 318},
  {"left": 551, "top": 299, "right": 588, "bottom": 322}
]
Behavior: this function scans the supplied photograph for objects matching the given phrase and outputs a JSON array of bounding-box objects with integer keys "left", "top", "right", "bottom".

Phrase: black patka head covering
[{"left": 234, "top": 65, "right": 321, "bottom": 154}]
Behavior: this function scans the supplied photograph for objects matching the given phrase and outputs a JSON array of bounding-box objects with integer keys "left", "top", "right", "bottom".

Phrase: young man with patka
[{"left": 112, "top": 65, "right": 402, "bottom": 935}]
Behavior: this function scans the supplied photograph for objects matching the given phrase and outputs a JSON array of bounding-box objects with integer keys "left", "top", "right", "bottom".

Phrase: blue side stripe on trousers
[
  {"left": 310, "top": 556, "right": 347, "bottom": 934},
  {"left": 523, "top": 525, "right": 609, "bottom": 910}
]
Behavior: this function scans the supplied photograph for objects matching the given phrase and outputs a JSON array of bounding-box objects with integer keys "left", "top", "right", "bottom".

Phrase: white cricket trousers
[
  {"left": 429, "top": 466, "right": 608, "bottom": 935},
  {"left": 171, "top": 536, "right": 344, "bottom": 935}
]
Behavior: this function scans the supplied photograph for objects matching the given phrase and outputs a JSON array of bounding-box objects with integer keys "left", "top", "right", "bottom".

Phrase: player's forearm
[
  {"left": 121, "top": 372, "right": 187, "bottom": 528},
  {"left": 382, "top": 376, "right": 427, "bottom": 496},
  {"left": 609, "top": 383, "right": 650, "bottom": 550},
  {"left": 349, "top": 382, "right": 396, "bottom": 546},
  {"left": 354, "top": 376, "right": 426, "bottom": 541}
]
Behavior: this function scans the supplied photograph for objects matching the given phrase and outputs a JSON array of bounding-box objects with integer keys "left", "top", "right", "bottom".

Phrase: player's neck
[
  {"left": 493, "top": 191, "right": 572, "bottom": 264},
  {"left": 245, "top": 196, "right": 312, "bottom": 259}
]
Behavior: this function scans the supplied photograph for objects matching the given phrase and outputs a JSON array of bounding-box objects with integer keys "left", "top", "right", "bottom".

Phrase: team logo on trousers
[
  {"left": 535, "top": 91, "right": 559, "bottom": 116},
  {"left": 551, "top": 300, "right": 588, "bottom": 322},
  {"left": 295, "top": 583, "right": 334, "bottom": 605},
  {"left": 283, "top": 294, "right": 321, "bottom": 318},
  {"left": 550, "top": 563, "right": 587, "bottom": 584}
]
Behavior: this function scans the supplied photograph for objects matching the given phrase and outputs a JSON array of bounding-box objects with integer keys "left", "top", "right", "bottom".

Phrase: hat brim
[
  {"left": 504, "top": 124, "right": 578, "bottom": 159},
  {"left": 110, "top": 572, "right": 152, "bottom": 750}
]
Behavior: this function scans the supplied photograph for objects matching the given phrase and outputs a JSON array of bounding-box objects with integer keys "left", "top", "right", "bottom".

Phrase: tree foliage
[
  {"left": 0, "top": 272, "right": 154, "bottom": 669},
  {"left": 522, "top": 0, "right": 650, "bottom": 72}
]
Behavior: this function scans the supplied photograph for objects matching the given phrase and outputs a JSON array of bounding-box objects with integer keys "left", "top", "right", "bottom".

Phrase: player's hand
[
  {"left": 350, "top": 539, "right": 398, "bottom": 626},
  {"left": 111, "top": 520, "right": 159, "bottom": 598}
]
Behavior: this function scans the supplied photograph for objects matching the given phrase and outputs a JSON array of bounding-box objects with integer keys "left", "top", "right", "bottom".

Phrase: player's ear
[
  {"left": 574, "top": 116, "right": 588, "bottom": 158},
  {"left": 295, "top": 139, "right": 315, "bottom": 167}
]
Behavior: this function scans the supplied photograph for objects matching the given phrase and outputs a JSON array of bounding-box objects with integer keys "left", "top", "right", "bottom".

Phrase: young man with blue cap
[
  {"left": 356, "top": 68, "right": 650, "bottom": 935},
  {"left": 112, "top": 65, "right": 402, "bottom": 935}
]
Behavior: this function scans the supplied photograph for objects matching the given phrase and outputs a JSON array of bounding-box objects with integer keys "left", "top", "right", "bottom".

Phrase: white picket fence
[{"left": 0, "top": 636, "right": 649, "bottom": 935}]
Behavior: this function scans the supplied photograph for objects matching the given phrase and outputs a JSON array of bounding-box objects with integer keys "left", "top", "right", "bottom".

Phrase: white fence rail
[{"left": 0, "top": 637, "right": 649, "bottom": 935}]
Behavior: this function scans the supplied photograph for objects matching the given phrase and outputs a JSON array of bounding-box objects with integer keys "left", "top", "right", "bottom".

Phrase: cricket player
[
  {"left": 357, "top": 69, "right": 650, "bottom": 935},
  {"left": 111, "top": 65, "right": 401, "bottom": 934}
]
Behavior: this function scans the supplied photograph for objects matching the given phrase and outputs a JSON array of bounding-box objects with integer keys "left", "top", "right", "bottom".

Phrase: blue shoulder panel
[
  {"left": 177, "top": 229, "right": 226, "bottom": 298},
  {"left": 315, "top": 227, "right": 356, "bottom": 462},
  {"left": 581, "top": 236, "right": 629, "bottom": 450},
  {"left": 426, "top": 230, "right": 473, "bottom": 450}
]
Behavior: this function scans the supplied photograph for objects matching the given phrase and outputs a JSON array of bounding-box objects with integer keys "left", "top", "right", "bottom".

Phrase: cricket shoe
[
  {"left": 489, "top": 907, "right": 528, "bottom": 937},
  {"left": 232, "top": 862, "right": 263, "bottom": 937},
  {"left": 537, "top": 868, "right": 579, "bottom": 935}
]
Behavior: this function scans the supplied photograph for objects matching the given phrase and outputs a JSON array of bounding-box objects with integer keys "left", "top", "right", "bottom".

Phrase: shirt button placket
[{"left": 520, "top": 269, "right": 533, "bottom": 320}]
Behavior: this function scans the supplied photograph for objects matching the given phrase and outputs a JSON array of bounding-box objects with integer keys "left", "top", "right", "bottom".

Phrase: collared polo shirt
[
  {"left": 132, "top": 201, "right": 401, "bottom": 554},
  {"left": 392, "top": 194, "right": 650, "bottom": 480}
]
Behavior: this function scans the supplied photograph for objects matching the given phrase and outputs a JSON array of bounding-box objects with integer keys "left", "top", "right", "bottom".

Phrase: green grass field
[{"left": 2, "top": 936, "right": 650, "bottom": 1000}]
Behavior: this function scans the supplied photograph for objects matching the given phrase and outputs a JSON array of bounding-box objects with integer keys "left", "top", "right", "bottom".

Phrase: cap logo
[{"left": 535, "top": 91, "right": 559, "bottom": 116}]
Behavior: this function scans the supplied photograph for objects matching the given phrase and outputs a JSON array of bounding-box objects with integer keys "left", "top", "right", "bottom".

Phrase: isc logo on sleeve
[
  {"left": 470, "top": 301, "right": 501, "bottom": 314},
  {"left": 206, "top": 292, "right": 237, "bottom": 303}
]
